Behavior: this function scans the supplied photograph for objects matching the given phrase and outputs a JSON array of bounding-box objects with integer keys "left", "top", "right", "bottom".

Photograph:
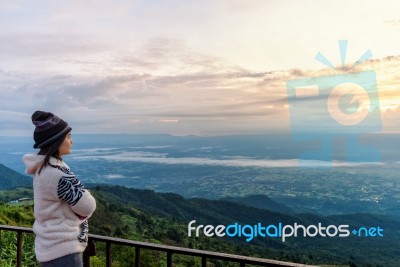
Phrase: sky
[{"left": 0, "top": 0, "right": 399, "bottom": 136}]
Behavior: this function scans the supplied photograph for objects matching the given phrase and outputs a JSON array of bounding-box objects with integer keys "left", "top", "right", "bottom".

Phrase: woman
[{"left": 23, "top": 111, "right": 96, "bottom": 267}]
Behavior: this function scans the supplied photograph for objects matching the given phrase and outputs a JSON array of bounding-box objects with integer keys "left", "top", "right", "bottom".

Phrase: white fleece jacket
[{"left": 23, "top": 154, "right": 96, "bottom": 263}]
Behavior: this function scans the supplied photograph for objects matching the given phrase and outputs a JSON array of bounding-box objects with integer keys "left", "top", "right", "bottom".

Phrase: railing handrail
[
  {"left": 0, "top": 224, "right": 33, "bottom": 233},
  {"left": 0, "top": 224, "right": 315, "bottom": 267}
]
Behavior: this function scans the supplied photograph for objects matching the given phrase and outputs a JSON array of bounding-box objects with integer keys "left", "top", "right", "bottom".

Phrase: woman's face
[{"left": 59, "top": 133, "right": 73, "bottom": 157}]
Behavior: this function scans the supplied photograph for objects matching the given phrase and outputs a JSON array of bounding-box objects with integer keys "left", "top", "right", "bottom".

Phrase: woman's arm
[{"left": 57, "top": 176, "right": 96, "bottom": 218}]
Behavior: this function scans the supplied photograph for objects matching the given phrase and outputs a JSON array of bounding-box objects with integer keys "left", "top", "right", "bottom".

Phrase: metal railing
[{"left": 0, "top": 225, "right": 314, "bottom": 267}]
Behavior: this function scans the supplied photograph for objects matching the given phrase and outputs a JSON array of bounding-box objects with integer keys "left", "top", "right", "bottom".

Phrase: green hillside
[
  {"left": 88, "top": 185, "right": 400, "bottom": 266},
  {"left": 0, "top": 164, "right": 32, "bottom": 190},
  {"left": 221, "top": 194, "right": 294, "bottom": 214}
]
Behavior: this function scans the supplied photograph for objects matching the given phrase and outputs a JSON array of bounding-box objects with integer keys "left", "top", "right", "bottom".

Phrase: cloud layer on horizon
[{"left": 1, "top": 50, "right": 399, "bottom": 136}]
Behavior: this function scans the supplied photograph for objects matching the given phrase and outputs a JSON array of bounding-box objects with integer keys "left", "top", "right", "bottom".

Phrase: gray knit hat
[{"left": 32, "top": 111, "right": 72, "bottom": 149}]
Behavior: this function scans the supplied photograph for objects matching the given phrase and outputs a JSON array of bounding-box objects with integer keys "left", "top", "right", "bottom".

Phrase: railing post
[
  {"left": 16, "top": 231, "right": 22, "bottom": 267},
  {"left": 202, "top": 256, "right": 207, "bottom": 267},
  {"left": 167, "top": 251, "right": 172, "bottom": 267},
  {"left": 106, "top": 241, "right": 112, "bottom": 267},
  {"left": 135, "top": 246, "right": 140, "bottom": 267},
  {"left": 0, "top": 230, "right": 2, "bottom": 266},
  {"left": 83, "top": 251, "right": 91, "bottom": 267}
]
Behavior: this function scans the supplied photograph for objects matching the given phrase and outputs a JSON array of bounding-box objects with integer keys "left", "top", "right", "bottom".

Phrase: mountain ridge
[{"left": 0, "top": 163, "right": 32, "bottom": 190}]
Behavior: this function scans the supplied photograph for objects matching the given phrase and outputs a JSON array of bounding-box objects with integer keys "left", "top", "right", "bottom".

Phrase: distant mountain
[
  {"left": 87, "top": 184, "right": 296, "bottom": 226},
  {"left": 221, "top": 194, "right": 293, "bottom": 214},
  {"left": 0, "top": 164, "right": 32, "bottom": 190}
]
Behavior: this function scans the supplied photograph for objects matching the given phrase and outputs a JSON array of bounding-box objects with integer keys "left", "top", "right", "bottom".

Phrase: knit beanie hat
[{"left": 32, "top": 111, "right": 72, "bottom": 149}]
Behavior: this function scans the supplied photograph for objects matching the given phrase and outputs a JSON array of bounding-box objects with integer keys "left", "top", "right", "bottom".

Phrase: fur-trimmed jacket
[{"left": 23, "top": 154, "right": 96, "bottom": 263}]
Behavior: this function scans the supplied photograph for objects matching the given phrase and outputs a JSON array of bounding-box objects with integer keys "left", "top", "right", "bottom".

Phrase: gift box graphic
[{"left": 286, "top": 41, "right": 382, "bottom": 164}]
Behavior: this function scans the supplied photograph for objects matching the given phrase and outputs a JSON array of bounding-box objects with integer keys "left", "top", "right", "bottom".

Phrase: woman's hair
[{"left": 37, "top": 136, "right": 65, "bottom": 174}]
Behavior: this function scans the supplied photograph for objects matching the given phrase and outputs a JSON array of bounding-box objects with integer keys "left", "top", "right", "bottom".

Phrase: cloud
[
  {"left": 71, "top": 150, "right": 379, "bottom": 168},
  {"left": 2, "top": 50, "right": 399, "bottom": 136},
  {"left": 0, "top": 33, "right": 110, "bottom": 58},
  {"left": 159, "top": 119, "right": 179, "bottom": 123},
  {"left": 383, "top": 19, "right": 400, "bottom": 26},
  {"left": 381, "top": 106, "right": 400, "bottom": 133},
  {"left": 1, "top": 0, "right": 400, "bottom": 135},
  {"left": 0, "top": 110, "right": 32, "bottom": 136},
  {"left": 117, "top": 37, "right": 248, "bottom": 76}
]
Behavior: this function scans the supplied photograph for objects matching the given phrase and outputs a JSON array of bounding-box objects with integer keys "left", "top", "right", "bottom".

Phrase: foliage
[{"left": 0, "top": 231, "right": 38, "bottom": 267}]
